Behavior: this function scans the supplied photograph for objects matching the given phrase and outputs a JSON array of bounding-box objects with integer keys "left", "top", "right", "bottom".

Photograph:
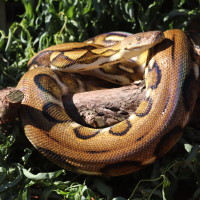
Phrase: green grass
[{"left": 0, "top": 0, "right": 200, "bottom": 199}]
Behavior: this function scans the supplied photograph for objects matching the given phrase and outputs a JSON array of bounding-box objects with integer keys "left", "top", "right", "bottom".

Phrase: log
[
  {"left": 63, "top": 81, "right": 145, "bottom": 127},
  {"left": 0, "top": 81, "right": 146, "bottom": 128},
  {"left": 0, "top": 88, "right": 24, "bottom": 125}
]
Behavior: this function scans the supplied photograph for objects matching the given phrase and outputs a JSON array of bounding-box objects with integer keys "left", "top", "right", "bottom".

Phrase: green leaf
[
  {"left": 0, "top": 30, "right": 5, "bottom": 49},
  {"left": 83, "top": 0, "right": 92, "bottom": 14},
  {"left": 67, "top": 6, "right": 74, "bottom": 18},
  {"left": 161, "top": 175, "right": 171, "bottom": 200},
  {"left": 184, "top": 143, "right": 193, "bottom": 153},
  {"left": 22, "top": 168, "right": 65, "bottom": 180},
  {"left": 186, "top": 144, "right": 200, "bottom": 161}
]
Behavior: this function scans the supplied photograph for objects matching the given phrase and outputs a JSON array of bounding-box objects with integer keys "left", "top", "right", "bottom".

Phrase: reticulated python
[{"left": 17, "top": 29, "right": 199, "bottom": 176}]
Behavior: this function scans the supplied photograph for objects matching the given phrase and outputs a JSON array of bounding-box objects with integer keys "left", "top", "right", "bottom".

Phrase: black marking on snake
[
  {"left": 71, "top": 45, "right": 98, "bottom": 51},
  {"left": 100, "top": 160, "right": 142, "bottom": 175},
  {"left": 135, "top": 135, "right": 145, "bottom": 142},
  {"left": 135, "top": 97, "right": 153, "bottom": 117},
  {"left": 42, "top": 102, "right": 69, "bottom": 123},
  {"left": 86, "top": 150, "right": 110, "bottom": 154},
  {"left": 182, "top": 68, "right": 197, "bottom": 111},
  {"left": 45, "top": 132, "right": 60, "bottom": 143},
  {"left": 53, "top": 45, "right": 98, "bottom": 52},
  {"left": 148, "top": 61, "right": 161, "bottom": 90},
  {"left": 22, "top": 105, "right": 54, "bottom": 132},
  {"left": 52, "top": 51, "right": 64, "bottom": 61},
  {"left": 171, "top": 34, "right": 175, "bottom": 61},
  {"left": 77, "top": 50, "right": 99, "bottom": 64},
  {"left": 37, "top": 146, "right": 75, "bottom": 169},
  {"left": 28, "top": 50, "right": 54, "bottom": 68},
  {"left": 154, "top": 125, "right": 182, "bottom": 158},
  {"left": 74, "top": 128, "right": 100, "bottom": 140},
  {"left": 27, "top": 109, "right": 60, "bottom": 142},
  {"left": 109, "top": 120, "right": 131, "bottom": 136},
  {"left": 34, "top": 74, "right": 61, "bottom": 99},
  {"left": 51, "top": 52, "right": 76, "bottom": 68},
  {"left": 24, "top": 106, "right": 44, "bottom": 128}
]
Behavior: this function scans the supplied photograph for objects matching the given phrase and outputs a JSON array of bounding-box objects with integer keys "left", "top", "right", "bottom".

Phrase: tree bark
[
  {"left": 63, "top": 81, "right": 146, "bottom": 127},
  {"left": 0, "top": 81, "right": 146, "bottom": 128}
]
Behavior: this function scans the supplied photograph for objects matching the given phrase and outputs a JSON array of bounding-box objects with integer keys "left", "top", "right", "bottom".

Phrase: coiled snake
[{"left": 17, "top": 29, "right": 199, "bottom": 176}]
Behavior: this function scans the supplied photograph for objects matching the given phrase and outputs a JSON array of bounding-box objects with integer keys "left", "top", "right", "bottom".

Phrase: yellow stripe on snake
[{"left": 17, "top": 29, "right": 199, "bottom": 176}]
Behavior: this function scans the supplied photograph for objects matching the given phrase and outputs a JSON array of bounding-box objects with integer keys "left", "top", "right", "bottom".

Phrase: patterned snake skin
[{"left": 17, "top": 29, "right": 199, "bottom": 176}]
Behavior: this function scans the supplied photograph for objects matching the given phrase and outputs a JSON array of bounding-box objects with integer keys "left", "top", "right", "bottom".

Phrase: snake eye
[{"left": 136, "top": 36, "right": 141, "bottom": 41}]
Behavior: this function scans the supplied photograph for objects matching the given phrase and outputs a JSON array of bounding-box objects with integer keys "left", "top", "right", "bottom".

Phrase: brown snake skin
[{"left": 17, "top": 29, "right": 199, "bottom": 176}]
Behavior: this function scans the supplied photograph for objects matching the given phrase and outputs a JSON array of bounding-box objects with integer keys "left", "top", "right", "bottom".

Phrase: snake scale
[{"left": 17, "top": 29, "right": 199, "bottom": 176}]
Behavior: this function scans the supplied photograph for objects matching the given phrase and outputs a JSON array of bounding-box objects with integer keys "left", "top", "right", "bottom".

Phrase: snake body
[{"left": 17, "top": 29, "right": 199, "bottom": 176}]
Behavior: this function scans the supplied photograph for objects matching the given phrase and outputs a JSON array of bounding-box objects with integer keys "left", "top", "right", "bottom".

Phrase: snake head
[{"left": 121, "top": 31, "right": 165, "bottom": 60}]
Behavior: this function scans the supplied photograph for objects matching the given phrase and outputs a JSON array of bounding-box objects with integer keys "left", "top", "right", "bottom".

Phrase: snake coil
[{"left": 17, "top": 29, "right": 199, "bottom": 176}]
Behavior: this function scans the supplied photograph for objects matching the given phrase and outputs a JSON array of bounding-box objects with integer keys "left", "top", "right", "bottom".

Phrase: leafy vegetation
[{"left": 0, "top": 0, "right": 200, "bottom": 199}]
